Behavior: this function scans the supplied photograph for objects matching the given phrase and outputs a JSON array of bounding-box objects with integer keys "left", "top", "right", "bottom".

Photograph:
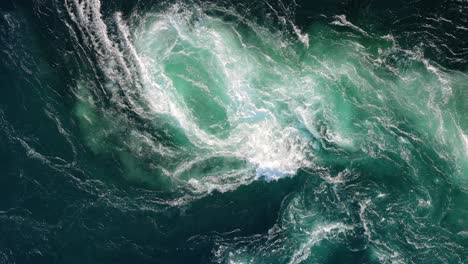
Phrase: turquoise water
[{"left": 0, "top": 0, "right": 467, "bottom": 263}]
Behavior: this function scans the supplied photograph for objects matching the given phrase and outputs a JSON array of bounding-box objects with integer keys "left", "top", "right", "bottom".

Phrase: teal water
[{"left": 0, "top": 0, "right": 467, "bottom": 263}]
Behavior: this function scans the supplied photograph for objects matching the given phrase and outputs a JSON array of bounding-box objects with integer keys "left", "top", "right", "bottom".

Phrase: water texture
[{"left": 0, "top": 0, "right": 467, "bottom": 263}]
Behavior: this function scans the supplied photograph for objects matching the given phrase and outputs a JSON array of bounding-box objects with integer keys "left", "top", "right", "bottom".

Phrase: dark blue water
[{"left": 0, "top": 0, "right": 467, "bottom": 263}]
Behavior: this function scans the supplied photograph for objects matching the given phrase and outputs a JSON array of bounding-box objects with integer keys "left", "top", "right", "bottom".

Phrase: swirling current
[{"left": 0, "top": 0, "right": 467, "bottom": 263}]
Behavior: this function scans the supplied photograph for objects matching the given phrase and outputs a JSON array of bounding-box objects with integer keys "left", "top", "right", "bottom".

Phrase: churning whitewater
[{"left": 0, "top": 0, "right": 467, "bottom": 263}]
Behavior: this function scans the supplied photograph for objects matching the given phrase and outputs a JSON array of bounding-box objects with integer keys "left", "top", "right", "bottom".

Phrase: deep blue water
[{"left": 0, "top": 0, "right": 467, "bottom": 263}]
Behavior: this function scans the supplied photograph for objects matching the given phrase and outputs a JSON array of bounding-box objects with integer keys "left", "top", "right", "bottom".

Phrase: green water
[{"left": 0, "top": 0, "right": 467, "bottom": 263}]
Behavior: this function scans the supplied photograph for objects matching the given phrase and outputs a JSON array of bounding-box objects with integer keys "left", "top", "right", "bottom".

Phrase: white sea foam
[
  {"left": 331, "top": 15, "right": 369, "bottom": 36},
  {"left": 289, "top": 223, "right": 353, "bottom": 264},
  {"left": 133, "top": 5, "right": 317, "bottom": 189}
]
